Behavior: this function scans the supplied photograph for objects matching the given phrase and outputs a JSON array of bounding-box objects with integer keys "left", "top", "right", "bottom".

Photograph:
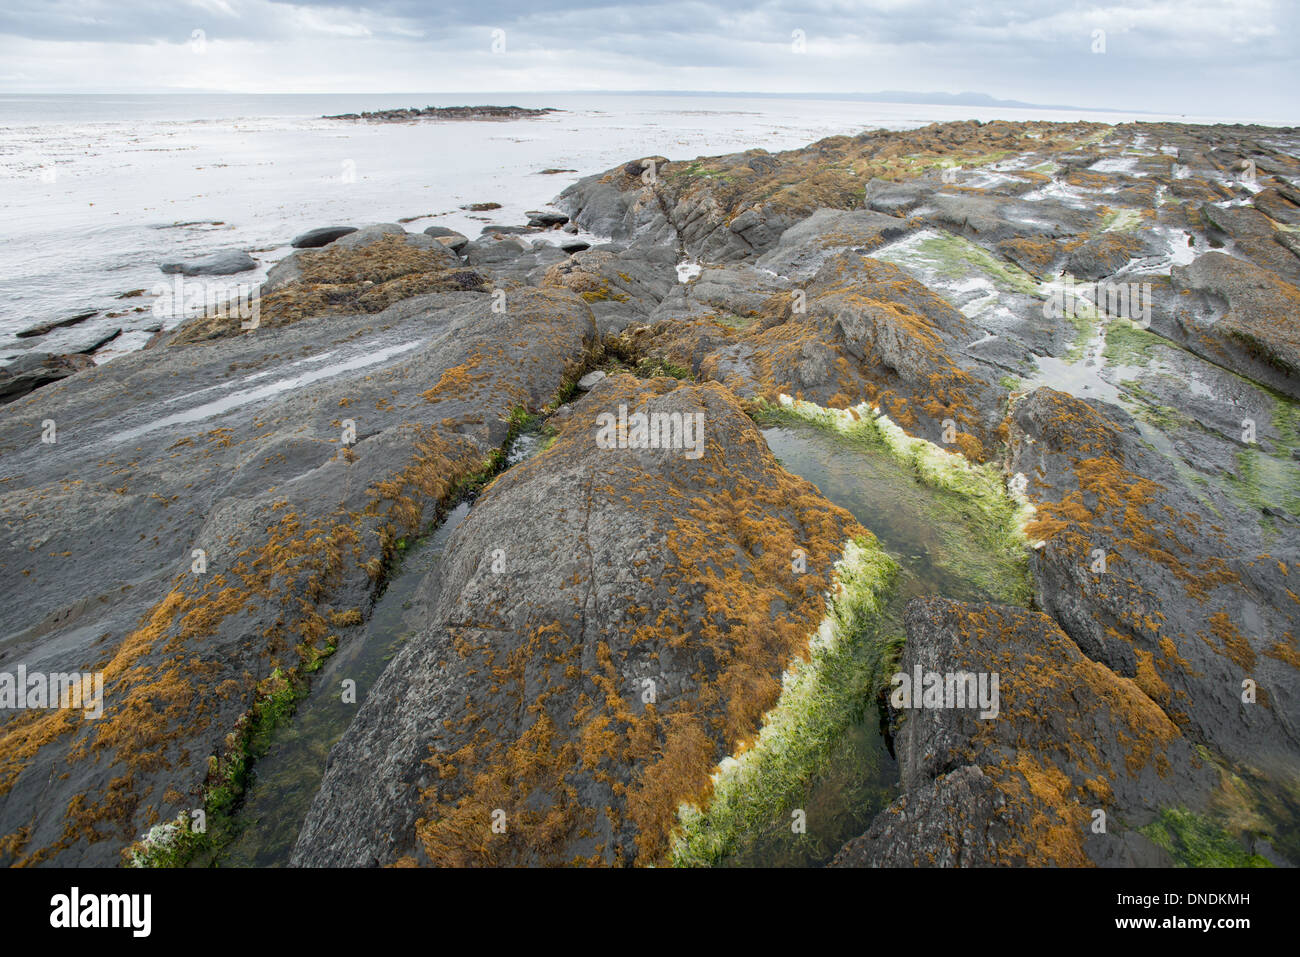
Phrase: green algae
[
  {"left": 1225, "top": 447, "right": 1300, "bottom": 521},
  {"left": 1118, "top": 381, "right": 1198, "bottom": 433},
  {"left": 896, "top": 232, "right": 1042, "bottom": 296},
  {"left": 1213, "top": 389, "right": 1300, "bottom": 522},
  {"left": 1141, "top": 807, "right": 1273, "bottom": 868},
  {"left": 672, "top": 162, "right": 735, "bottom": 182},
  {"left": 1270, "top": 389, "right": 1300, "bottom": 450},
  {"left": 633, "top": 356, "right": 693, "bottom": 380},
  {"left": 1064, "top": 305, "right": 1103, "bottom": 363},
  {"left": 1103, "top": 320, "right": 1166, "bottom": 367},
  {"left": 671, "top": 397, "right": 1039, "bottom": 867},
  {"left": 1101, "top": 208, "right": 1142, "bottom": 233},
  {"left": 127, "top": 663, "right": 319, "bottom": 867},
  {"left": 671, "top": 537, "right": 901, "bottom": 867},
  {"left": 898, "top": 150, "right": 1015, "bottom": 173},
  {"left": 126, "top": 812, "right": 207, "bottom": 868}
]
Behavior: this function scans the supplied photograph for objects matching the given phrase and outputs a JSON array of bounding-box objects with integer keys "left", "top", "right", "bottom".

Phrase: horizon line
[{"left": 0, "top": 88, "right": 1164, "bottom": 114}]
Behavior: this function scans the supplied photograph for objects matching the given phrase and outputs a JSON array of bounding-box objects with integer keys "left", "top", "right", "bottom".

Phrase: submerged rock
[{"left": 15, "top": 310, "right": 98, "bottom": 339}]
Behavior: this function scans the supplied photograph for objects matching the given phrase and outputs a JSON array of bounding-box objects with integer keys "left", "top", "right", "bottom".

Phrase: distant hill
[{"left": 584, "top": 89, "right": 1150, "bottom": 114}]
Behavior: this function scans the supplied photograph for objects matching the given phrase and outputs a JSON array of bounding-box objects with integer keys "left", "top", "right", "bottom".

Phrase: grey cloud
[{"left": 0, "top": 0, "right": 1295, "bottom": 117}]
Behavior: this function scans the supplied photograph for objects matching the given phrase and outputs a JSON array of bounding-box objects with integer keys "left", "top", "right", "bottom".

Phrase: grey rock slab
[
  {"left": 0, "top": 286, "right": 597, "bottom": 865},
  {"left": 160, "top": 248, "right": 256, "bottom": 276},
  {"left": 290, "top": 226, "right": 358, "bottom": 248}
]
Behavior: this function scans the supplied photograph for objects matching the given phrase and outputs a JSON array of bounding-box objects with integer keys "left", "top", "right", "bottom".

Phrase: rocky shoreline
[
  {"left": 322, "top": 105, "right": 560, "bottom": 122},
  {"left": 1, "top": 118, "right": 1297, "bottom": 868}
]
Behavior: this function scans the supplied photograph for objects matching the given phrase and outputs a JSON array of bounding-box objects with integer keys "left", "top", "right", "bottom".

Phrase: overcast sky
[{"left": 0, "top": 0, "right": 1295, "bottom": 119}]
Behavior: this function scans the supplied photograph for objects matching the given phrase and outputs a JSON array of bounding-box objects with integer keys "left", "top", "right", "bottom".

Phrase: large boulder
[
  {"left": 292, "top": 375, "right": 865, "bottom": 866},
  {"left": 290, "top": 226, "right": 358, "bottom": 249}
]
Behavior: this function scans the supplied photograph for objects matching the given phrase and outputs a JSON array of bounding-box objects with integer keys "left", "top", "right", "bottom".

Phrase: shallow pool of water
[{"left": 699, "top": 418, "right": 1028, "bottom": 867}]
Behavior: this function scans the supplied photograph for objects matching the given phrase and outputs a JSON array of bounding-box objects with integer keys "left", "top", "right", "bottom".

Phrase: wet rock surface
[
  {"left": 833, "top": 598, "right": 1211, "bottom": 867},
  {"left": 0, "top": 233, "right": 596, "bottom": 864},
  {"left": 290, "top": 226, "right": 358, "bottom": 249},
  {"left": 0, "top": 353, "right": 96, "bottom": 404},
  {"left": 159, "top": 248, "right": 257, "bottom": 276},
  {"left": 293, "top": 376, "right": 863, "bottom": 866},
  {"left": 4, "top": 118, "right": 1299, "bottom": 868},
  {"left": 1009, "top": 388, "right": 1299, "bottom": 776}
]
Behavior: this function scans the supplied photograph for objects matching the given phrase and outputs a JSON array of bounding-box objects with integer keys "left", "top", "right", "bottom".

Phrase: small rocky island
[
  {"left": 323, "top": 104, "right": 559, "bottom": 122},
  {"left": 1, "top": 119, "right": 1297, "bottom": 869}
]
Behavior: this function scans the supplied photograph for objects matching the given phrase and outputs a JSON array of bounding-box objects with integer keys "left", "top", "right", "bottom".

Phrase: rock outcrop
[
  {"left": 292, "top": 376, "right": 865, "bottom": 866},
  {"left": 0, "top": 234, "right": 596, "bottom": 864},
  {"left": 5, "top": 118, "right": 1299, "bottom": 869},
  {"left": 832, "top": 598, "right": 1213, "bottom": 867}
]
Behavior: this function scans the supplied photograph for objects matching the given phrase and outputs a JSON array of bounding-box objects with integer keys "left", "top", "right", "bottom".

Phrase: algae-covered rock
[
  {"left": 630, "top": 251, "right": 1008, "bottom": 459},
  {"left": 1009, "top": 388, "right": 1299, "bottom": 790},
  {"left": 8, "top": 116, "right": 1300, "bottom": 870},
  {"left": 561, "top": 121, "right": 1109, "bottom": 263},
  {"left": 833, "top": 597, "right": 1214, "bottom": 867},
  {"left": 165, "top": 225, "right": 477, "bottom": 345},
  {"left": 1171, "top": 251, "right": 1300, "bottom": 397},
  {"left": 0, "top": 287, "right": 596, "bottom": 865},
  {"left": 292, "top": 375, "right": 865, "bottom": 866}
]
